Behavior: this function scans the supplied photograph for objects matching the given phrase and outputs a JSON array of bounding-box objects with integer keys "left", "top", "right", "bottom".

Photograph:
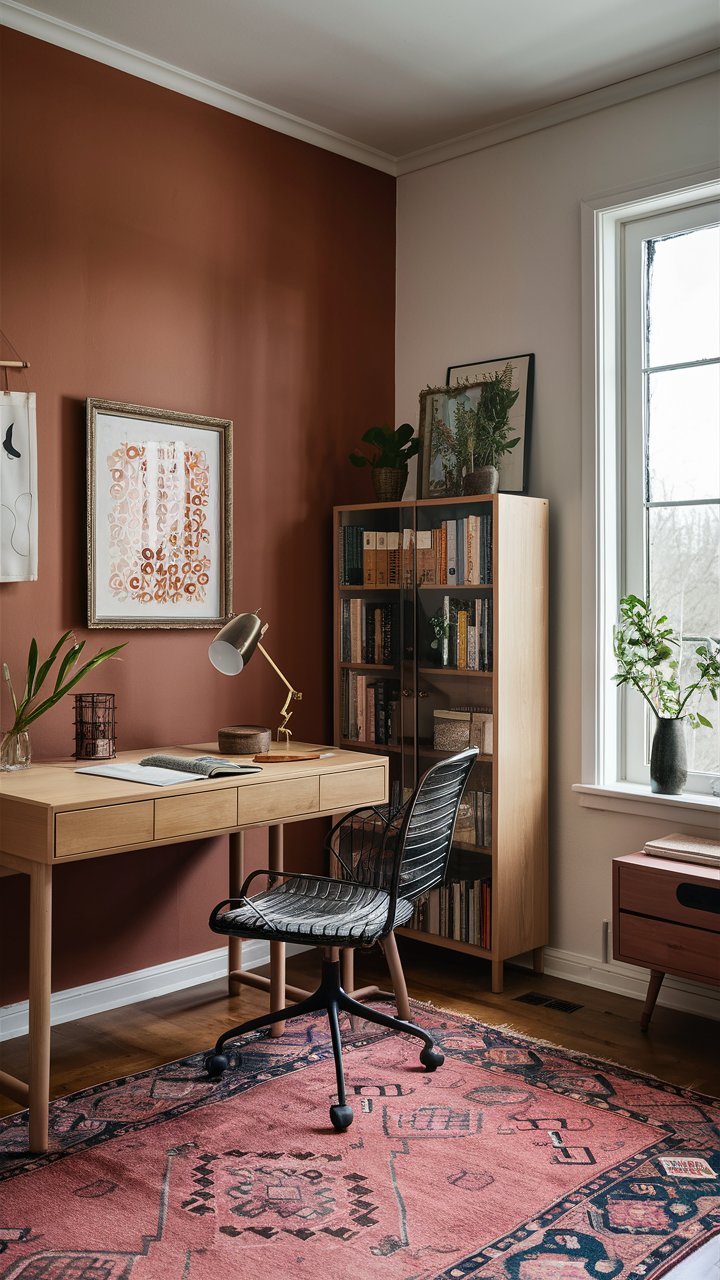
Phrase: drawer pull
[{"left": 677, "top": 883, "right": 720, "bottom": 915}]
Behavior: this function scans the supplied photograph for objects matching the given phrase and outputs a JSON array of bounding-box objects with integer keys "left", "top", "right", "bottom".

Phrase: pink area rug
[{"left": 0, "top": 1002, "right": 718, "bottom": 1278}]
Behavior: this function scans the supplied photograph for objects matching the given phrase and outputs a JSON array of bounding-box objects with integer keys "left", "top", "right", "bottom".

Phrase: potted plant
[
  {"left": 613, "top": 594, "right": 720, "bottom": 794},
  {"left": 453, "top": 364, "right": 521, "bottom": 494},
  {"left": 349, "top": 423, "right": 420, "bottom": 502},
  {"left": 1, "top": 631, "right": 126, "bottom": 770}
]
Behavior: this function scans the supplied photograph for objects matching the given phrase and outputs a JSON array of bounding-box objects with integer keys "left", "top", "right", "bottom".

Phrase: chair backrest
[{"left": 391, "top": 748, "right": 479, "bottom": 903}]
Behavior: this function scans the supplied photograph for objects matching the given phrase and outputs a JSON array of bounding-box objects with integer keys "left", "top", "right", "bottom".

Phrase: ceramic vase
[
  {"left": 462, "top": 466, "right": 499, "bottom": 495},
  {"left": 650, "top": 717, "right": 687, "bottom": 794}
]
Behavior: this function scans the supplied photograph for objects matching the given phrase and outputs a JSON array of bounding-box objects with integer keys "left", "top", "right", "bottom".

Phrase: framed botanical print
[
  {"left": 87, "top": 399, "right": 232, "bottom": 628},
  {"left": 446, "top": 353, "right": 535, "bottom": 495}
]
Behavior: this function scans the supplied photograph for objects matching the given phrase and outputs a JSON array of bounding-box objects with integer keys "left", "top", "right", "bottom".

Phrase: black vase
[{"left": 650, "top": 718, "right": 687, "bottom": 794}]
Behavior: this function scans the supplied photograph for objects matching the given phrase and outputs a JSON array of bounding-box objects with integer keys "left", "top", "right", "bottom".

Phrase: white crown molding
[
  {"left": 396, "top": 49, "right": 720, "bottom": 176},
  {"left": 1, "top": 3, "right": 718, "bottom": 180},
  {"left": 0, "top": 0, "right": 397, "bottom": 175}
]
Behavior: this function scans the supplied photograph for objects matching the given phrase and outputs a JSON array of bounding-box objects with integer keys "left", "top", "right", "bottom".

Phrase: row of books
[
  {"left": 339, "top": 599, "right": 396, "bottom": 666},
  {"left": 432, "top": 595, "right": 493, "bottom": 670},
  {"left": 417, "top": 514, "right": 493, "bottom": 586},
  {"left": 339, "top": 516, "right": 493, "bottom": 589},
  {"left": 340, "top": 673, "right": 400, "bottom": 745},
  {"left": 455, "top": 789, "right": 492, "bottom": 848},
  {"left": 409, "top": 877, "right": 491, "bottom": 948},
  {"left": 340, "top": 527, "right": 405, "bottom": 587}
]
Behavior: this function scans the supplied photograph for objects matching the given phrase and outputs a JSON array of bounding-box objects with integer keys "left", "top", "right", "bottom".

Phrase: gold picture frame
[{"left": 87, "top": 398, "right": 232, "bottom": 629}]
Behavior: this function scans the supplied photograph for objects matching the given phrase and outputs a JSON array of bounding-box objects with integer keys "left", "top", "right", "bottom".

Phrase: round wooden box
[{"left": 218, "top": 725, "right": 272, "bottom": 755}]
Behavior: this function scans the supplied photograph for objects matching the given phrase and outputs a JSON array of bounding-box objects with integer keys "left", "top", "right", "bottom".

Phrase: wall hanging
[{"left": 1, "top": 340, "right": 37, "bottom": 582}]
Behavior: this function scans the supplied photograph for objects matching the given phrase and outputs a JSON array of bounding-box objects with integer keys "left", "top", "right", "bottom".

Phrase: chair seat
[{"left": 210, "top": 875, "right": 414, "bottom": 947}]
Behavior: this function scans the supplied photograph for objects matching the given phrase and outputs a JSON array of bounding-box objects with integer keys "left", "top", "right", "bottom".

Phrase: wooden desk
[
  {"left": 613, "top": 851, "right": 720, "bottom": 1030},
  {"left": 0, "top": 742, "right": 387, "bottom": 1151}
]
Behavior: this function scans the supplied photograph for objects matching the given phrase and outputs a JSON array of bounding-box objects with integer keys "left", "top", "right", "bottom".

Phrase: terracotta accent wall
[{"left": 0, "top": 30, "right": 395, "bottom": 1004}]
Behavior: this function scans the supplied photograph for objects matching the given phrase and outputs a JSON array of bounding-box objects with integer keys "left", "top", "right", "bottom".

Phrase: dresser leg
[
  {"left": 268, "top": 825, "right": 285, "bottom": 1037},
  {"left": 228, "top": 831, "right": 244, "bottom": 996},
  {"left": 640, "top": 969, "right": 665, "bottom": 1032},
  {"left": 491, "top": 960, "right": 503, "bottom": 994},
  {"left": 28, "top": 862, "right": 52, "bottom": 1154},
  {"left": 532, "top": 946, "right": 544, "bottom": 974}
]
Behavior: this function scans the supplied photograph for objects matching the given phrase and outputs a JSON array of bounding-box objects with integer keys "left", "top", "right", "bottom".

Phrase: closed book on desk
[{"left": 643, "top": 833, "right": 720, "bottom": 867}]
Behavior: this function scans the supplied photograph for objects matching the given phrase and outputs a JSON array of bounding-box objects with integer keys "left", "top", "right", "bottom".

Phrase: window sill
[{"left": 572, "top": 782, "right": 720, "bottom": 829}]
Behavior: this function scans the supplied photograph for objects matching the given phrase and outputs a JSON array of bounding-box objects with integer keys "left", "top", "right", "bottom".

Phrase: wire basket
[{"left": 73, "top": 693, "right": 116, "bottom": 759}]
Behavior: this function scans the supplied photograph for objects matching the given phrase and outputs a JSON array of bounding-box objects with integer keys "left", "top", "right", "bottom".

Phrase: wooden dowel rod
[
  {"left": 0, "top": 1069, "right": 30, "bottom": 1105},
  {"left": 229, "top": 968, "right": 311, "bottom": 1002},
  {"left": 0, "top": 360, "right": 29, "bottom": 368}
]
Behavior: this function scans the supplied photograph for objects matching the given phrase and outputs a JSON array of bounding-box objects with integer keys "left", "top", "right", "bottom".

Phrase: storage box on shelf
[{"left": 334, "top": 493, "right": 549, "bottom": 992}]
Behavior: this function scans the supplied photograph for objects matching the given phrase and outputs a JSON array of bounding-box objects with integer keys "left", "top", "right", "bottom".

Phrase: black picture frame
[{"left": 445, "top": 353, "right": 535, "bottom": 495}]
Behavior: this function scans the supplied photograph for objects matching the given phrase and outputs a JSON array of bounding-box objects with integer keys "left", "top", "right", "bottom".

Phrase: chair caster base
[
  {"left": 329, "top": 1104, "right": 353, "bottom": 1132},
  {"left": 419, "top": 1046, "right": 444, "bottom": 1072},
  {"left": 205, "top": 1052, "right": 230, "bottom": 1080}
]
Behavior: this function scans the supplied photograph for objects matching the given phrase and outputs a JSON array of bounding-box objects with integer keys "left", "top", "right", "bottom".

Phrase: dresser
[{"left": 612, "top": 851, "right": 720, "bottom": 1030}]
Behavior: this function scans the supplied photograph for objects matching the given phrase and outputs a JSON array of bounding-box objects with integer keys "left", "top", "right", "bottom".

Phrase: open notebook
[{"left": 76, "top": 755, "right": 262, "bottom": 787}]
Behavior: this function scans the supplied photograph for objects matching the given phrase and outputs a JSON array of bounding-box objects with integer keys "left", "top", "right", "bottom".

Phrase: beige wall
[{"left": 396, "top": 74, "right": 720, "bottom": 969}]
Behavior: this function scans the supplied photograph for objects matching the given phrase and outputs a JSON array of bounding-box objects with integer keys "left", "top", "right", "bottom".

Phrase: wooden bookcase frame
[{"left": 333, "top": 493, "right": 549, "bottom": 993}]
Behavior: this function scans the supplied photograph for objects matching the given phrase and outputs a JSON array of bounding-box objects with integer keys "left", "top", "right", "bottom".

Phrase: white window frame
[{"left": 574, "top": 169, "right": 720, "bottom": 826}]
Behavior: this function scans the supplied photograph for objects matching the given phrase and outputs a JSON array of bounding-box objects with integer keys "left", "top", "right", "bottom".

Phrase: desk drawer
[
  {"left": 618, "top": 862, "right": 720, "bottom": 933},
  {"left": 155, "top": 788, "right": 237, "bottom": 840},
  {"left": 237, "top": 777, "right": 319, "bottom": 825},
  {"left": 55, "top": 802, "right": 154, "bottom": 858},
  {"left": 617, "top": 911, "right": 720, "bottom": 984},
  {"left": 320, "top": 765, "right": 386, "bottom": 812}
]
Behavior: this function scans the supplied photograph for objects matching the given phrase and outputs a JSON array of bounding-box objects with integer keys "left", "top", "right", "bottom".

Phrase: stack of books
[
  {"left": 410, "top": 877, "right": 491, "bottom": 948},
  {"left": 339, "top": 527, "right": 404, "bottom": 587},
  {"left": 416, "top": 513, "right": 493, "bottom": 586},
  {"left": 643, "top": 833, "right": 720, "bottom": 866},
  {"left": 340, "top": 672, "right": 401, "bottom": 745},
  {"left": 340, "top": 599, "right": 396, "bottom": 665},
  {"left": 432, "top": 595, "right": 493, "bottom": 670}
]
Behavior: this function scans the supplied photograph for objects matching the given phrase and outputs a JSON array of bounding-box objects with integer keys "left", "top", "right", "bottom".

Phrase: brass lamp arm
[{"left": 257, "top": 642, "right": 302, "bottom": 744}]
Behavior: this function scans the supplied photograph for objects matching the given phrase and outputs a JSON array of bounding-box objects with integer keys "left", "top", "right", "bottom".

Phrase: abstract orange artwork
[{"left": 107, "top": 441, "right": 211, "bottom": 605}]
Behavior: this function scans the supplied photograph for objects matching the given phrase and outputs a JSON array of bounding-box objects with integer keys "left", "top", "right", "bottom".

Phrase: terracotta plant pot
[
  {"left": 372, "top": 466, "right": 407, "bottom": 502},
  {"left": 462, "top": 466, "right": 499, "bottom": 495}
]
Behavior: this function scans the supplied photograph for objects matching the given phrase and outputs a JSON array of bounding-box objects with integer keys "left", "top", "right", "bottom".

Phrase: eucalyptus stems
[
  {"left": 613, "top": 595, "right": 719, "bottom": 727},
  {"left": 2, "top": 631, "right": 126, "bottom": 760}
]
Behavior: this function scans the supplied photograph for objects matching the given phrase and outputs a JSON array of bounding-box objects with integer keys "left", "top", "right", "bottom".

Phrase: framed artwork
[
  {"left": 418, "top": 380, "right": 485, "bottom": 500},
  {"left": 87, "top": 399, "right": 232, "bottom": 628},
  {"left": 1, "top": 391, "right": 38, "bottom": 582},
  {"left": 446, "top": 353, "right": 534, "bottom": 495}
]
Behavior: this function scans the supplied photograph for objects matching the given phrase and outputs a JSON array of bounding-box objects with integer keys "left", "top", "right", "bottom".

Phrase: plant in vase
[
  {"left": 454, "top": 364, "right": 521, "bottom": 495},
  {"left": 349, "top": 423, "right": 419, "bottom": 502},
  {"left": 613, "top": 594, "right": 720, "bottom": 794},
  {"left": 1, "top": 631, "right": 126, "bottom": 770}
]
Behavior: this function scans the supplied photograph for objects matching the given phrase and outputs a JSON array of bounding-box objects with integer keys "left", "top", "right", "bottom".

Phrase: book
[
  {"left": 387, "top": 531, "right": 400, "bottom": 585},
  {"left": 376, "top": 530, "right": 388, "bottom": 586},
  {"left": 75, "top": 763, "right": 201, "bottom": 786},
  {"left": 140, "top": 754, "right": 263, "bottom": 777},
  {"left": 363, "top": 530, "right": 377, "bottom": 586},
  {"left": 643, "top": 833, "right": 720, "bottom": 866}
]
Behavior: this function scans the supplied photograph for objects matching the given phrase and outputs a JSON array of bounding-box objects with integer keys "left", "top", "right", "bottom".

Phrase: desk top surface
[{"left": 0, "top": 742, "right": 386, "bottom": 813}]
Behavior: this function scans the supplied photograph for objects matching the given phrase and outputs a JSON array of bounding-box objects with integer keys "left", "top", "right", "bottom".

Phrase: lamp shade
[{"left": 208, "top": 612, "right": 263, "bottom": 676}]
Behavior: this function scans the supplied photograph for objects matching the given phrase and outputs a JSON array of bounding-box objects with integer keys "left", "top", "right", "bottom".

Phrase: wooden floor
[{"left": 1, "top": 938, "right": 717, "bottom": 1119}]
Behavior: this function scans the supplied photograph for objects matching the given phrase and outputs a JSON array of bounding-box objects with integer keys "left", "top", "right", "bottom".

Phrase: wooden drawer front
[
  {"left": 618, "top": 863, "right": 720, "bottom": 933},
  {"left": 155, "top": 788, "right": 237, "bottom": 840},
  {"left": 237, "top": 777, "right": 319, "bottom": 825},
  {"left": 55, "top": 802, "right": 154, "bottom": 858},
  {"left": 618, "top": 912, "right": 720, "bottom": 985},
  {"left": 320, "top": 766, "right": 386, "bottom": 812}
]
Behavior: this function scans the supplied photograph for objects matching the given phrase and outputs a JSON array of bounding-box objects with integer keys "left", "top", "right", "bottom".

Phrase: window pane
[
  {"left": 647, "top": 364, "right": 720, "bottom": 502},
  {"left": 646, "top": 224, "right": 720, "bottom": 367},
  {"left": 648, "top": 503, "right": 720, "bottom": 638},
  {"left": 678, "top": 651, "right": 720, "bottom": 776}
]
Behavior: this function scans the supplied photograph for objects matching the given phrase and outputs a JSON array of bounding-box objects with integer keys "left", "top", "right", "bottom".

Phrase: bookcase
[{"left": 333, "top": 493, "right": 548, "bottom": 993}]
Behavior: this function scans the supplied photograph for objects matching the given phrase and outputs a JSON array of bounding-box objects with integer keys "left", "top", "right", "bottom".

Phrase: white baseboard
[
  {"left": 0, "top": 941, "right": 310, "bottom": 1042},
  {"left": 540, "top": 946, "right": 720, "bottom": 1022},
  {"left": 1, "top": 939, "right": 717, "bottom": 1043}
]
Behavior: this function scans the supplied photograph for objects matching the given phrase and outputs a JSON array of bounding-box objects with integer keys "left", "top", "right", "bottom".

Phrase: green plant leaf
[
  {"left": 54, "top": 641, "right": 85, "bottom": 694},
  {"left": 31, "top": 630, "right": 73, "bottom": 701},
  {"left": 696, "top": 713, "right": 713, "bottom": 728},
  {"left": 349, "top": 452, "right": 369, "bottom": 467}
]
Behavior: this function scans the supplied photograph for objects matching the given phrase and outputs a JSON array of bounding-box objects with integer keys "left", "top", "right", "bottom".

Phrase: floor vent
[{"left": 514, "top": 991, "right": 583, "bottom": 1013}]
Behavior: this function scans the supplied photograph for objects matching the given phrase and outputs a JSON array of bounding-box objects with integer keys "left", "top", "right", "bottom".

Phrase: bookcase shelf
[{"left": 333, "top": 493, "right": 549, "bottom": 993}]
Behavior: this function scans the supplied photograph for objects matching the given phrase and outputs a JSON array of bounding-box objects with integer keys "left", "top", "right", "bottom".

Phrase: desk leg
[
  {"left": 269, "top": 825, "right": 285, "bottom": 1037},
  {"left": 28, "top": 862, "right": 52, "bottom": 1154},
  {"left": 640, "top": 969, "right": 665, "bottom": 1032},
  {"left": 228, "top": 832, "right": 243, "bottom": 996}
]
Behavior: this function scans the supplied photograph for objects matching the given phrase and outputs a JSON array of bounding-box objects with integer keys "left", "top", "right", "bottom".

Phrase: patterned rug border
[{"left": 1, "top": 996, "right": 717, "bottom": 1184}]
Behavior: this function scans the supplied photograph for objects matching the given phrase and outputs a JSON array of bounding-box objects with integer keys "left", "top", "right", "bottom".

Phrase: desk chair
[{"left": 205, "top": 747, "right": 478, "bottom": 1131}]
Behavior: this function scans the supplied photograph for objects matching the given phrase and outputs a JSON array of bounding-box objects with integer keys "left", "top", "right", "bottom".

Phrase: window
[{"left": 583, "top": 177, "right": 720, "bottom": 803}]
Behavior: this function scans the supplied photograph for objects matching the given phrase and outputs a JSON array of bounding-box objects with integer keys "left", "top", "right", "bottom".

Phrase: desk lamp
[{"left": 209, "top": 610, "right": 312, "bottom": 761}]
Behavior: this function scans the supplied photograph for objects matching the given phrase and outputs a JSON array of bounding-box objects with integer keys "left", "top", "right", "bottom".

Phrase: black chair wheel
[
  {"left": 205, "top": 1052, "right": 229, "bottom": 1080},
  {"left": 419, "top": 1046, "right": 444, "bottom": 1072},
  {"left": 329, "top": 1104, "right": 354, "bottom": 1132}
]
